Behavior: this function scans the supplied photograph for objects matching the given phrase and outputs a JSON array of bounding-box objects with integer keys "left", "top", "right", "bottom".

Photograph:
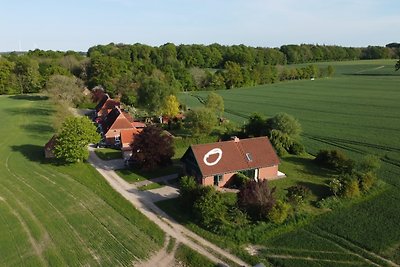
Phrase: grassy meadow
[
  {"left": 178, "top": 60, "right": 400, "bottom": 266},
  {"left": 0, "top": 95, "right": 164, "bottom": 266}
]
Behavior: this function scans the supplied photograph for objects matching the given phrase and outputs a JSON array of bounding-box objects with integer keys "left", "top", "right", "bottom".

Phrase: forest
[{"left": 0, "top": 43, "right": 399, "bottom": 114}]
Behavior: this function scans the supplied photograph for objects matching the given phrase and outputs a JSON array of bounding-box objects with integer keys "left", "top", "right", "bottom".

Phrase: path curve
[{"left": 88, "top": 149, "right": 250, "bottom": 267}]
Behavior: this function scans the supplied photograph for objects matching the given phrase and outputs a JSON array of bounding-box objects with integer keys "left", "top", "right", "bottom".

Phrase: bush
[
  {"left": 238, "top": 180, "right": 276, "bottom": 221},
  {"left": 231, "top": 172, "right": 250, "bottom": 188},
  {"left": 341, "top": 175, "right": 361, "bottom": 198},
  {"left": 286, "top": 185, "right": 311, "bottom": 205},
  {"left": 316, "top": 196, "right": 341, "bottom": 209},
  {"left": 268, "top": 200, "right": 291, "bottom": 224},
  {"left": 357, "top": 172, "right": 376, "bottom": 192},
  {"left": 193, "top": 187, "right": 227, "bottom": 231},
  {"left": 179, "top": 176, "right": 200, "bottom": 209},
  {"left": 288, "top": 141, "right": 305, "bottom": 155},
  {"left": 329, "top": 178, "right": 342, "bottom": 197},
  {"left": 357, "top": 155, "right": 381, "bottom": 174},
  {"left": 314, "top": 149, "right": 354, "bottom": 173}
]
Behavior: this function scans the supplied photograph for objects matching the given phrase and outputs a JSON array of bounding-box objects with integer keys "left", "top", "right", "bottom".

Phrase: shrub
[
  {"left": 268, "top": 200, "right": 291, "bottom": 224},
  {"left": 316, "top": 196, "right": 341, "bottom": 209},
  {"left": 179, "top": 176, "right": 199, "bottom": 208},
  {"left": 231, "top": 172, "right": 250, "bottom": 188},
  {"left": 193, "top": 187, "right": 227, "bottom": 231},
  {"left": 329, "top": 178, "right": 342, "bottom": 197},
  {"left": 357, "top": 172, "right": 376, "bottom": 192},
  {"left": 238, "top": 180, "right": 276, "bottom": 221},
  {"left": 286, "top": 185, "right": 311, "bottom": 205},
  {"left": 314, "top": 149, "right": 354, "bottom": 173},
  {"left": 288, "top": 141, "right": 305, "bottom": 155},
  {"left": 357, "top": 155, "right": 381, "bottom": 174},
  {"left": 341, "top": 175, "right": 361, "bottom": 198}
]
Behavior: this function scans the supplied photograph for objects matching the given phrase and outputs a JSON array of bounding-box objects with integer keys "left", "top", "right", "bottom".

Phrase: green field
[
  {"left": 179, "top": 60, "right": 400, "bottom": 266},
  {"left": 0, "top": 95, "right": 164, "bottom": 266}
]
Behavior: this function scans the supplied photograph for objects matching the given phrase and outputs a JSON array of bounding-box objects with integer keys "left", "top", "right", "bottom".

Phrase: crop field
[
  {"left": 179, "top": 60, "right": 400, "bottom": 266},
  {"left": 0, "top": 95, "right": 164, "bottom": 266}
]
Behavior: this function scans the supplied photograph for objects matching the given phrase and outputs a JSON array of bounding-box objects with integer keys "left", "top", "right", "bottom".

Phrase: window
[
  {"left": 245, "top": 153, "right": 253, "bottom": 162},
  {"left": 214, "top": 174, "right": 222, "bottom": 186}
]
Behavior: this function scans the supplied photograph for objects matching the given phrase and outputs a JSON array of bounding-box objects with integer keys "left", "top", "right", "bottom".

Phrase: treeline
[
  {"left": 0, "top": 43, "right": 398, "bottom": 104},
  {"left": 0, "top": 50, "right": 87, "bottom": 95}
]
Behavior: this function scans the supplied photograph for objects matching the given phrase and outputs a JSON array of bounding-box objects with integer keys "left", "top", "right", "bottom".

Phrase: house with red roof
[
  {"left": 101, "top": 106, "right": 136, "bottom": 145},
  {"left": 120, "top": 128, "right": 143, "bottom": 160},
  {"left": 180, "top": 136, "right": 284, "bottom": 188},
  {"left": 95, "top": 94, "right": 120, "bottom": 117}
]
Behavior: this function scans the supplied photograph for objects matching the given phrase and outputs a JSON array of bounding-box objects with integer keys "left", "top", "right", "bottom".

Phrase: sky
[{"left": 1, "top": 0, "right": 399, "bottom": 52}]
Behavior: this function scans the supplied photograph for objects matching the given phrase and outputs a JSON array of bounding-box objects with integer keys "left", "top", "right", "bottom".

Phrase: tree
[
  {"left": 130, "top": 125, "right": 174, "bottom": 170},
  {"left": 54, "top": 117, "right": 100, "bottom": 163},
  {"left": 0, "top": 58, "right": 18, "bottom": 94},
  {"left": 193, "top": 187, "right": 227, "bottom": 230},
  {"left": 185, "top": 108, "right": 218, "bottom": 136},
  {"left": 244, "top": 113, "right": 267, "bottom": 137},
  {"left": 161, "top": 95, "right": 180, "bottom": 117},
  {"left": 396, "top": 60, "right": 400, "bottom": 71},
  {"left": 205, "top": 92, "right": 224, "bottom": 117},
  {"left": 266, "top": 113, "right": 302, "bottom": 138},
  {"left": 223, "top": 61, "right": 243, "bottom": 88},
  {"left": 238, "top": 180, "right": 276, "bottom": 221},
  {"left": 44, "top": 75, "right": 84, "bottom": 106},
  {"left": 14, "top": 56, "right": 41, "bottom": 93},
  {"left": 137, "top": 77, "right": 173, "bottom": 114}
]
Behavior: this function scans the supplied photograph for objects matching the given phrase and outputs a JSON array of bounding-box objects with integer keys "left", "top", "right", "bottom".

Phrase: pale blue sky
[{"left": 1, "top": 0, "right": 399, "bottom": 52}]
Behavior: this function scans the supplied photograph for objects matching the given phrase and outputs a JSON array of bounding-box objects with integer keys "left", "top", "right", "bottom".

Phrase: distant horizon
[
  {"left": 1, "top": 0, "right": 399, "bottom": 52},
  {"left": 0, "top": 41, "right": 398, "bottom": 54}
]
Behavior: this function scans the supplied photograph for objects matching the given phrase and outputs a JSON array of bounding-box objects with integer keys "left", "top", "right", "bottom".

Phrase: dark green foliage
[
  {"left": 193, "top": 187, "right": 227, "bottom": 230},
  {"left": 286, "top": 185, "right": 311, "bottom": 205},
  {"left": 54, "top": 116, "right": 100, "bottom": 163},
  {"left": 245, "top": 113, "right": 267, "bottom": 137},
  {"left": 130, "top": 125, "right": 174, "bottom": 170},
  {"left": 238, "top": 180, "right": 276, "bottom": 221},
  {"left": 288, "top": 141, "right": 305, "bottom": 155},
  {"left": 136, "top": 77, "right": 173, "bottom": 114},
  {"left": 357, "top": 155, "right": 381, "bottom": 174},
  {"left": 231, "top": 172, "right": 251, "bottom": 188},
  {"left": 314, "top": 149, "right": 354, "bottom": 173},
  {"left": 179, "top": 176, "right": 199, "bottom": 208},
  {"left": 357, "top": 172, "right": 376, "bottom": 192},
  {"left": 268, "top": 200, "right": 291, "bottom": 224}
]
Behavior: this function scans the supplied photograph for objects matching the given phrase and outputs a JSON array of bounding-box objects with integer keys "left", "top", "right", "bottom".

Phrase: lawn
[
  {"left": 94, "top": 148, "right": 122, "bottom": 160},
  {"left": 116, "top": 164, "right": 182, "bottom": 183},
  {"left": 176, "top": 59, "right": 400, "bottom": 266},
  {"left": 0, "top": 95, "right": 164, "bottom": 266},
  {"left": 138, "top": 182, "right": 165, "bottom": 191}
]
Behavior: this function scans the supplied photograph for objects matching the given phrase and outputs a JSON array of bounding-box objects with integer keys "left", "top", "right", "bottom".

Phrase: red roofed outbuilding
[{"left": 180, "top": 136, "right": 284, "bottom": 187}]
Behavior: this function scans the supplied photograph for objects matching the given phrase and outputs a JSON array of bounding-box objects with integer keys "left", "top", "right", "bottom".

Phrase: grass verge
[
  {"left": 116, "top": 165, "right": 181, "bottom": 183},
  {"left": 94, "top": 148, "right": 122, "bottom": 160}
]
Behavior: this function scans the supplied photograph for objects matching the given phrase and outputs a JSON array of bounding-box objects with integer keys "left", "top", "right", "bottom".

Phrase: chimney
[{"left": 232, "top": 136, "right": 240, "bottom": 142}]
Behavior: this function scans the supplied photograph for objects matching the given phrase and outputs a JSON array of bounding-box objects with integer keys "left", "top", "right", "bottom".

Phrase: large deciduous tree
[
  {"left": 14, "top": 56, "right": 41, "bottom": 94},
  {"left": 54, "top": 117, "right": 100, "bottom": 163},
  {"left": 185, "top": 108, "right": 218, "bottom": 136},
  {"left": 137, "top": 77, "right": 173, "bottom": 114},
  {"left": 44, "top": 75, "right": 84, "bottom": 106},
  {"left": 205, "top": 92, "right": 224, "bottom": 117},
  {"left": 130, "top": 125, "right": 174, "bottom": 170}
]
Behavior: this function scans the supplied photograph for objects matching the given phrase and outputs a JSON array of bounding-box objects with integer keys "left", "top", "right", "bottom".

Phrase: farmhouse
[
  {"left": 181, "top": 136, "right": 284, "bottom": 187},
  {"left": 120, "top": 127, "right": 143, "bottom": 160},
  {"left": 95, "top": 94, "right": 120, "bottom": 117}
]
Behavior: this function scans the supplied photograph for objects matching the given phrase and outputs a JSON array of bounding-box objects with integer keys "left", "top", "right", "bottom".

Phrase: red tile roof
[
  {"left": 182, "top": 136, "right": 279, "bottom": 177},
  {"left": 120, "top": 128, "right": 142, "bottom": 150}
]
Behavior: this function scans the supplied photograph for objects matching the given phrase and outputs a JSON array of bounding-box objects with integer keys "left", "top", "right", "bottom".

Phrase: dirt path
[{"left": 88, "top": 149, "right": 250, "bottom": 267}]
